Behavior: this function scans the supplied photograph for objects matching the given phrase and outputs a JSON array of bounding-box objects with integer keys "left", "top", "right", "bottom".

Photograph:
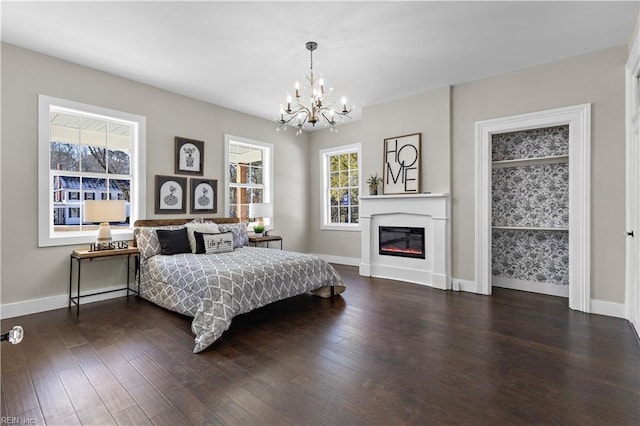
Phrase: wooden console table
[{"left": 69, "top": 247, "right": 140, "bottom": 315}]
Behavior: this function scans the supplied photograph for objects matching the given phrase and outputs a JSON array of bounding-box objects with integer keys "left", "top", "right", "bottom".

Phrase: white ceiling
[{"left": 2, "top": 1, "right": 638, "bottom": 128}]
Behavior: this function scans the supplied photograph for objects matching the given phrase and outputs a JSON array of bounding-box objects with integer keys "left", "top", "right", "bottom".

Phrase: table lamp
[
  {"left": 248, "top": 203, "right": 273, "bottom": 234},
  {"left": 84, "top": 200, "right": 126, "bottom": 243}
]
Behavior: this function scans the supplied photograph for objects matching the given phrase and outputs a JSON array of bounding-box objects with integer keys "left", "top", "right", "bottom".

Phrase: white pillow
[
  {"left": 202, "top": 232, "right": 234, "bottom": 254},
  {"left": 185, "top": 222, "right": 220, "bottom": 253}
]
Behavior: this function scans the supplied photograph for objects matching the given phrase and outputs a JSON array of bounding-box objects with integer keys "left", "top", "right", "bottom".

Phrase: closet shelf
[
  {"left": 492, "top": 226, "right": 569, "bottom": 231},
  {"left": 492, "top": 155, "right": 568, "bottom": 169}
]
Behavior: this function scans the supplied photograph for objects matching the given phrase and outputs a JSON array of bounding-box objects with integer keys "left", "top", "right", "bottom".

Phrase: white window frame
[
  {"left": 320, "top": 143, "right": 362, "bottom": 231},
  {"left": 224, "top": 134, "right": 274, "bottom": 228},
  {"left": 38, "top": 95, "right": 146, "bottom": 247}
]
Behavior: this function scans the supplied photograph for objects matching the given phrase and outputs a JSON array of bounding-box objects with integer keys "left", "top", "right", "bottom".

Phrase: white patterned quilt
[{"left": 140, "top": 247, "right": 345, "bottom": 352}]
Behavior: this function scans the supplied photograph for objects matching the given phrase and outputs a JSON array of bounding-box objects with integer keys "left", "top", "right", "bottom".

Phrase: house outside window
[
  {"left": 224, "top": 135, "right": 273, "bottom": 227},
  {"left": 38, "top": 95, "right": 146, "bottom": 247},
  {"left": 320, "top": 143, "right": 361, "bottom": 230}
]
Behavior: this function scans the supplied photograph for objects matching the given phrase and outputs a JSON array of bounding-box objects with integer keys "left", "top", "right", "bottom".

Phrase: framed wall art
[
  {"left": 175, "top": 137, "right": 204, "bottom": 176},
  {"left": 383, "top": 133, "right": 421, "bottom": 194},
  {"left": 190, "top": 178, "right": 217, "bottom": 214},
  {"left": 155, "top": 175, "right": 187, "bottom": 214}
]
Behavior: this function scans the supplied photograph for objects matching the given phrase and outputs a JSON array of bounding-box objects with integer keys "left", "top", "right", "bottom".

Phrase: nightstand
[
  {"left": 248, "top": 235, "right": 283, "bottom": 249},
  {"left": 69, "top": 247, "right": 140, "bottom": 315}
]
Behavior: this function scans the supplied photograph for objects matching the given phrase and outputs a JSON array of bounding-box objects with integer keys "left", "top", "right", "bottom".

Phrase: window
[
  {"left": 38, "top": 95, "right": 146, "bottom": 247},
  {"left": 320, "top": 143, "right": 361, "bottom": 230},
  {"left": 224, "top": 135, "right": 273, "bottom": 227}
]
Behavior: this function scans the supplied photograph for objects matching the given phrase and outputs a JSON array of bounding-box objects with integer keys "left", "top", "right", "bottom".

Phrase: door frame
[
  {"left": 474, "top": 104, "right": 591, "bottom": 312},
  {"left": 625, "top": 28, "right": 640, "bottom": 338}
]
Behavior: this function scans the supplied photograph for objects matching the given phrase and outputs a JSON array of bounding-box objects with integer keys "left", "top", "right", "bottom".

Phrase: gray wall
[
  {"left": 452, "top": 45, "right": 627, "bottom": 302},
  {"left": 308, "top": 46, "right": 627, "bottom": 304},
  {"left": 361, "top": 87, "right": 452, "bottom": 195},
  {"left": 1, "top": 42, "right": 628, "bottom": 307},
  {"left": 308, "top": 120, "right": 363, "bottom": 260},
  {"left": 308, "top": 86, "right": 451, "bottom": 260},
  {"left": 1, "top": 43, "right": 310, "bottom": 305}
]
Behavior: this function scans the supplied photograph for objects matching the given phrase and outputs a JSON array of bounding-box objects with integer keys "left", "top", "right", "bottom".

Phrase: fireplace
[
  {"left": 359, "top": 193, "right": 450, "bottom": 289},
  {"left": 379, "top": 226, "right": 425, "bottom": 259}
]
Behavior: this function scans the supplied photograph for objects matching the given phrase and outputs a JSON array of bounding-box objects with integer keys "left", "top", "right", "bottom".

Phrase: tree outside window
[
  {"left": 321, "top": 144, "right": 361, "bottom": 230},
  {"left": 39, "top": 95, "right": 145, "bottom": 247},
  {"left": 49, "top": 113, "right": 132, "bottom": 231},
  {"left": 225, "top": 136, "right": 273, "bottom": 227}
]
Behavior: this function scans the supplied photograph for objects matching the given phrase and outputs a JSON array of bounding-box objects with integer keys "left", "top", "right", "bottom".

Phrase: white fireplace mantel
[{"left": 359, "top": 193, "right": 451, "bottom": 290}]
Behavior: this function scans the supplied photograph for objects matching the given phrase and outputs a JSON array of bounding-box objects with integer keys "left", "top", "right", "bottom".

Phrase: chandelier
[{"left": 276, "top": 41, "right": 353, "bottom": 135}]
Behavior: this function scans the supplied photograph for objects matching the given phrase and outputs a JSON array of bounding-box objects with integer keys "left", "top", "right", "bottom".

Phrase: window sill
[
  {"left": 38, "top": 230, "right": 133, "bottom": 248},
  {"left": 320, "top": 224, "right": 361, "bottom": 232}
]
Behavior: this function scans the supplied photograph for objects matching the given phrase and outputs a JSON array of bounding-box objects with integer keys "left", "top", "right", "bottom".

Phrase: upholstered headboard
[{"left": 132, "top": 217, "right": 240, "bottom": 247}]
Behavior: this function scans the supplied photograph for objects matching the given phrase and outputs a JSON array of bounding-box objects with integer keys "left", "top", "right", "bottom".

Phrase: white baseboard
[
  {"left": 0, "top": 276, "right": 629, "bottom": 326},
  {"left": 0, "top": 285, "right": 131, "bottom": 320},
  {"left": 590, "top": 298, "right": 626, "bottom": 319},
  {"left": 312, "top": 253, "right": 360, "bottom": 267},
  {"left": 450, "top": 278, "right": 626, "bottom": 320},
  {"left": 492, "top": 276, "right": 569, "bottom": 298},
  {"left": 452, "top": 278, "right": 477, "bottom": 293}
]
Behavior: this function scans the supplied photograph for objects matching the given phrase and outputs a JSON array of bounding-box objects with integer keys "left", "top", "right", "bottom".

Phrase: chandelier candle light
[{"left": 277, "top": 41, "right": 354, "bottom": 135}]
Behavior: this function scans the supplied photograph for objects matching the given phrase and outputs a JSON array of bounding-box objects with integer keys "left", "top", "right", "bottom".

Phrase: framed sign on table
[{"left": 382, "top": 133, "right": 421, "bottom": 194}]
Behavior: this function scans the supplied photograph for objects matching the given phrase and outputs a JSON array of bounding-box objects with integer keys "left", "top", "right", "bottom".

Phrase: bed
[{"left": 133, "top": 218, "right": 346, "bottom": 353}]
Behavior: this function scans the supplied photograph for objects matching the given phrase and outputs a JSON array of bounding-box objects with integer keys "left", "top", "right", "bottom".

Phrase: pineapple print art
[
  {"left": 193, "top": 181, "right": 216, "bottom": 212},
  {"left": 159, "top": 179, "right": 184, "bottom": 210},
  {"left": 197, "top": 186, "right": 211, "bottom": 207},
  {"left": 164, "top": 185, "right": 179, "bottom": 206}
]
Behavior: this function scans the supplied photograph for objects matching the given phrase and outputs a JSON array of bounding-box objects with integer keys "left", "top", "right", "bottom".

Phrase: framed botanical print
[
  {"left": 190, "top": 178, "right": 217, "bottom": 214},
  {"left": 175, "top": 137, "right": 204, "bottom": 176},
  {"left": 382, "top": 133, "right": 421, "bottom": 194},
  {"left": 155, "top": 175, "right": 187, "bottom": 214}
]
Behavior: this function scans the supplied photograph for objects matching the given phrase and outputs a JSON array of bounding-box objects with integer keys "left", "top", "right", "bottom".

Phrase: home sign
[{"left": 383, "top": 133, "right": 421, "bottom": 194}]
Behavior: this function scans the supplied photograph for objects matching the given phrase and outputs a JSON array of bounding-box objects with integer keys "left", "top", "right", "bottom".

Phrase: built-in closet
[{"left": 491, "top": 125, "right": 570, "bottom": 297}]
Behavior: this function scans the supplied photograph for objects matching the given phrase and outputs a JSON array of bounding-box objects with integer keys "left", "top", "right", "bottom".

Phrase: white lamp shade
[
  {"left": 248, "top": 203, "right": 273, "bottom": 219},
  {"left": 84, "top": 200, "right": 126, "bottom": 223}
]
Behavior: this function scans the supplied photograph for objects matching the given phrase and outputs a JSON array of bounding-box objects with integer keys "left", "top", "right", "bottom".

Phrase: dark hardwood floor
[{"left": 2, "top": 265, "right": 639, "bottom": 425}]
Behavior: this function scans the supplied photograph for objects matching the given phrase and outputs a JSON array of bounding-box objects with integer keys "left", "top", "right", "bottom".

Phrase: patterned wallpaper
[
  {"left": 491, "top": 125, "right": 570, "bottom": 288},
  {"left": 492, "top": 229, "right": 569, "bottom": 286},
  {"left": 492, "top": 163, "right": 569, "bottom": 228},
  {"left": 492, "top": 125, "right": 569, "bottom": 161}
]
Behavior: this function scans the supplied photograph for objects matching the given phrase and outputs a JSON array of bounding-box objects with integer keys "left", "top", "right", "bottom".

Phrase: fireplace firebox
[{"left": 378, "top": 226, "right": 425, "bottom": 259}]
